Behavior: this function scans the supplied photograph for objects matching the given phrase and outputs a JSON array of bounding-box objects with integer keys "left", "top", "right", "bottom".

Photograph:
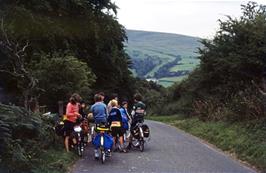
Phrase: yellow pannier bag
[
  {"left": 110, "top": 121, "right": 121, "bottom": 128},
  {"left": 63, "top": 115, "right": 67, "bottom": 121}
]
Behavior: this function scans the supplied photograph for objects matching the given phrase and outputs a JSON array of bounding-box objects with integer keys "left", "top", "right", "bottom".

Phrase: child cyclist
[
  {"left": 108, "top": 100, "right": 127, "bottom": 153},
  {"left": 120, "top": 101, "right": 131, "bottom": 133}
]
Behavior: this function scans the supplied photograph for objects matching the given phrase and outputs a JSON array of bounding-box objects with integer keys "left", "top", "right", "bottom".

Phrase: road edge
[{"left": 147, "top": 120, "right": 259, "bottom": 173}]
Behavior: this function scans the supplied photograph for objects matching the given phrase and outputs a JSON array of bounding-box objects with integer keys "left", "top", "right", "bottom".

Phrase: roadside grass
[
  {"left": 147, "top": 115, "right": 266, "bottom": 171},
  {"left": 32, "top": 147, "right": 78, "bottom": 173}
]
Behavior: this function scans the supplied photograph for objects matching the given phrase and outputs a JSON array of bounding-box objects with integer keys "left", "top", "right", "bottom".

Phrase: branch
[
  {"left": 251, "top": 80, "right": 266, "bottom": 96},
  {"left": 1, "top": 18, "right": 11, "bottom": 46},
  {"left": 16, "top": 41, "right": 29, "bottom": 56},
  {"left": 0, "top": 69, "right": 24, "bottom": 78}
]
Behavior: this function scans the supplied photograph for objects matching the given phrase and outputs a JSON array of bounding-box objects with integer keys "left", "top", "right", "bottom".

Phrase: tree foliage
[
  {"left": 32, "top": 55, "right": 96, "bottom": 111},
  {"left": 0, "top": 0, "right": 133, "bottom": 108},
  {"left": 157, "top": 2, "right": 266, "bottom": 120}
]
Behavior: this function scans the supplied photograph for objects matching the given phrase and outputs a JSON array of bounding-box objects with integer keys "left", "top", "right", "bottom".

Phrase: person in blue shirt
[
  {"left": 90, "top": 94, "right": 108, "bottom": 158},
  {"left": 119, "top": 101, "right": 131, "bottom": 132},
  {"left": 90, "top": 94, "right": 108, "bottom": 124}
]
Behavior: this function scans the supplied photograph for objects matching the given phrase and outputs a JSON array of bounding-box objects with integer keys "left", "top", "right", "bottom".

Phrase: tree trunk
[{"left": 23, "top": 90, "right": 29, "bottom": 111}]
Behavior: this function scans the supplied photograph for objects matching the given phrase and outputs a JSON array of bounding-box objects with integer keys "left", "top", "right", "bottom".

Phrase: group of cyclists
[{"left": 62, "top": 92, "right": 146, "bottom": 159}]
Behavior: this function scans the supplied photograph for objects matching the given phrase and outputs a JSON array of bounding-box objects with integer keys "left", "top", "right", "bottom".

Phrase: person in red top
[{"left": 64, "top": 93, "right": 81, "bottom": 152}]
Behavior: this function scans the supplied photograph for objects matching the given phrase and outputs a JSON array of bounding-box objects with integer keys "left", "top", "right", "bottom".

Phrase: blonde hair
[{"left": 110, "top": 99, "right": 118, "bottom": 107}]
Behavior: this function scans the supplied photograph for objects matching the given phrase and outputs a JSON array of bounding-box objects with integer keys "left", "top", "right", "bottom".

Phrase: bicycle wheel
[
  {"left": 101, "top": 150, "right": 106, "bottom": 164},
  {"left": 139, "top": 140, "right": 144, "bottom": 152}
]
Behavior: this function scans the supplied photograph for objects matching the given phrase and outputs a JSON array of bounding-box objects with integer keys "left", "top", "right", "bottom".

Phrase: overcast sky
[{"left": 113, "top": 0, "right": 265, "bottom": 38}]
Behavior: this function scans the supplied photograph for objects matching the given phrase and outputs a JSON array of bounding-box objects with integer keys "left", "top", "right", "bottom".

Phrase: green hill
[{"left": 125, "top": 30, "right": 202, "bottom": 87}]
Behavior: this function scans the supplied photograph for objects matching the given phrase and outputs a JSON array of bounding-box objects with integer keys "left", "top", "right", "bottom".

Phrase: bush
[
  {"left": 32, "top": 55, "right": 96, "bottom": 111},
  {"left": 193, "top": 88, "right": 264, "bottom": 122},
  {"left": 0, "top": 104, "right": 57, "bottom": 172}
]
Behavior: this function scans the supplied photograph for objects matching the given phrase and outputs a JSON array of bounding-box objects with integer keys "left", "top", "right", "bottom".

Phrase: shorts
[
  {"left": 64, "top": 120, "right": 75, "bottom": 136},
  {"left": 111, "top": 127, "right": 125, "bottom": 137}
]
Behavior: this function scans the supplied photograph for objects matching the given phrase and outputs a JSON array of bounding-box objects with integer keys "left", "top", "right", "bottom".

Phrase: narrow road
[{"left": 71, "top": 120, "right": 256, "bottom": 173}]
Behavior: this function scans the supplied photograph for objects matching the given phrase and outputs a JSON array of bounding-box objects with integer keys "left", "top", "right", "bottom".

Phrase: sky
[{"left": 113, "top": 0, "right": 266, "bottom": 38}]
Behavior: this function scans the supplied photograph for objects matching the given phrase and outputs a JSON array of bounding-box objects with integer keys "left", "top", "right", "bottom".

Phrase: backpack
[{"left": 120, "top": 108, "right": 129, "bottom": 130}]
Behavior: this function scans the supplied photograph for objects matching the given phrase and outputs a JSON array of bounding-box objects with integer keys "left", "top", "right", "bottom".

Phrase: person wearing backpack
[{"left": 108, "top": 100, "right": 127, "bottom": 153}]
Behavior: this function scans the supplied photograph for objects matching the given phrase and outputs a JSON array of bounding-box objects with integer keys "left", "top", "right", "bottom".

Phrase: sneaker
[
  {"left": 106, "top": 149, "right": 111, "bottom": 157},
  {"left": 121, "top": 149, "right": 127, "bottom": 153},
  {"left": 94, "top": 149, "right": 99, "bottom": 159}
]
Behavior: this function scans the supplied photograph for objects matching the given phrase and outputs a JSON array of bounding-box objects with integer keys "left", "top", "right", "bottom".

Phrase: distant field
[
  {"left": 126, "top": 30, "right": 202, "bottom": 87},
  {"left": 158, "top": 76, "right": 187, "bottom": 87},
  {"left": 170, "top": 57, "right": 200, "bottom": 72}
]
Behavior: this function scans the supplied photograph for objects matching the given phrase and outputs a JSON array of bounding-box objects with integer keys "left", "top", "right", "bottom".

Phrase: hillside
[{"left": 125, "top": 30, "right": 202, "bottom": 87}]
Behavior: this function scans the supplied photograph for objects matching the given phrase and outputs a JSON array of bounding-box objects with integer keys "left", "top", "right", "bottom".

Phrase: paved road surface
[{"left": 71, "top": 120, "right": 256, "bottom": 173}]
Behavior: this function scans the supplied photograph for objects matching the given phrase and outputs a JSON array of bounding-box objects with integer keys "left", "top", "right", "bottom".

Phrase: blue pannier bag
[
  {"left": 122, "top": 117, "right": 128, "bottom": 130},
  {"left": 93, "top": 133, "right": 113, "bottom": 149},
  {"left": 120, "top": 108, "right": 129, "bottom": 130}
]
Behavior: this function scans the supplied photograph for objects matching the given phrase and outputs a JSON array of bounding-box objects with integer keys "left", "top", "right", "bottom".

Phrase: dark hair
[
  {"left": 134, "top": 93, "right": 142, "bottom": 101},
  {"left": 122, "top": 100, "right": 128, "bottom": 106},
  {"left": 70, "top": 97, "right": 76, "bottom": 104},
  {"left": 70, "top": 93, "right": 81, "bottom": 104},
  {"left": 111, "top": 93, "right": 118, "bottom": 100},
  {"left": 98, "top": 92, "right": 105, "bottom": 97},
  {"left": 94, "top": 94, "right": 102, "bottom": 102}
]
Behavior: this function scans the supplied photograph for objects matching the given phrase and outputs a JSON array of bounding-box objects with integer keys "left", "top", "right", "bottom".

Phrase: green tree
[
  {"left": 32, "top": 55, "right": 95, "bottom": 110},
  {"left": 0, "top": 0, "right": 133, "bottom": 106},
  {"left": 196, "top": 1, "right": 266, "bottom": 97},
  {"left": 167, "top": 2, "right": 266, "bottom": 121}
]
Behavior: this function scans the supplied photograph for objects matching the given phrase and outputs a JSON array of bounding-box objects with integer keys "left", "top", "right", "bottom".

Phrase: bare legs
[{"left": 65, "top": 135, "right": 77, "bottom": 152}]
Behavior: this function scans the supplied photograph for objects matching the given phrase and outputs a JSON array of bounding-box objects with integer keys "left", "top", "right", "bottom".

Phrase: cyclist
[
  {"left": 127, "top": 94, "right": 146, "bottom": 150},
  {"left": 108, "top": 99, "right": 127, "bottom": 153},
  {"left": 79, "top": 101, "right": 89, "bottom": 144},
  {"left": 131, "top": 93, "right": 146, "bottom": 129},
  {"left": 90, "top": 94, "right": 108, "bottom": 158},
  {"left": 64, "top": 93, "right": 81, "bottom": 152},
  {"left": 107, "top": 93, "right": 118, "bottom": 113}
]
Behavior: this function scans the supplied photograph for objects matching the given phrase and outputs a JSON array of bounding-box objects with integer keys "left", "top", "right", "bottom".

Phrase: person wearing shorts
[
  {"left": 108, "top": 100, "right": 126, "bottom": 152},
  {"left": 64, "top": 93, "right": 81, "bottom": 152}
]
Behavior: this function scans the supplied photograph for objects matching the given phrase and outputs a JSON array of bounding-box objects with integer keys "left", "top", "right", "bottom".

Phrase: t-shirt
[
  {"left": 66, "top": 102, "right": 79, "bottom": 123},
  {"left": 108, "top": 107, "right": 122, "bottom": 123},
  {"left": 90, "top": 102, "right": 108, "bottom": 124},
  {"left": 132, "top": 101, "right": 146, "bottom": 118}
]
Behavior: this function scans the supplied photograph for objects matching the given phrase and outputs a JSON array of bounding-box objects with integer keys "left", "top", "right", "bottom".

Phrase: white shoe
[{"left": 94, "top": 149, "right": 99, "bottom": 159}]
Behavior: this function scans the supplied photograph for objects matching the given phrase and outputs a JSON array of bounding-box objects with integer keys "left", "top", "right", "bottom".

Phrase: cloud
[{"left": 114, "top": 0, "right": 265, "bottom": 38}]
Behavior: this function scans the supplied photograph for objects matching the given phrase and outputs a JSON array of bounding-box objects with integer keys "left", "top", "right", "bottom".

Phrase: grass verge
[
  {"left": 32, "top": 148, "right": 78, "bottom": 173},
  {"left": 147, "top": 115, "right": 266, "bottom": 172}
]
